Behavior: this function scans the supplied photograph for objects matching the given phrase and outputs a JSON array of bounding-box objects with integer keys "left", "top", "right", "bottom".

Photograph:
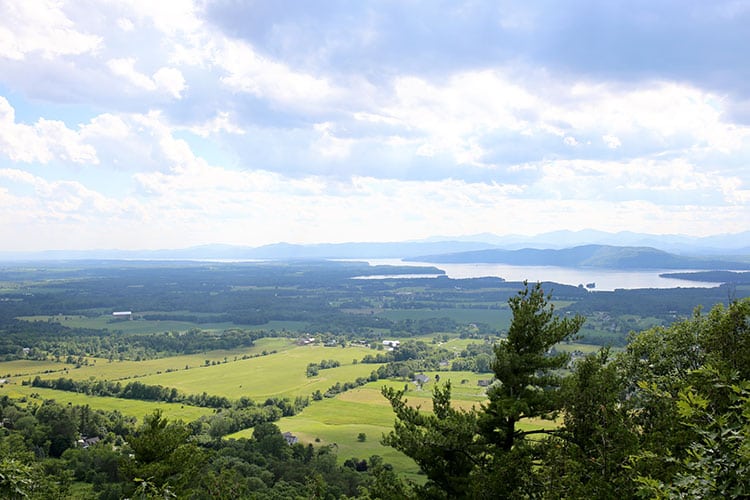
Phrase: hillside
[{"left": 407, "top": 244, "right": 750, "bottom": 270}]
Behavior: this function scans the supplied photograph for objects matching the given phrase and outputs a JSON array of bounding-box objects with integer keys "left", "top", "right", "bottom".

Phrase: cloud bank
[{"left": 0, "top": 0, "right": 748, "bottom": 251}]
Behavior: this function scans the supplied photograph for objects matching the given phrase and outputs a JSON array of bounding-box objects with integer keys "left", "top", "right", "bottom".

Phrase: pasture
[
  {"left": 377, "top": 307, "right": 512, "bottom": 329},
  {"left": 17, "top": 314, "right": 239, "bottom": 335},
  {"left": 2, "top": 384, "right": 213, "bottom": 422},
  {"left": 8, "top": 338, "right": 293, "bottom": 382},
  {"left": 1, "top": 336, "right": 563, "bottom": 480},
  {"left": 133, "top": 344, "right": 381, "bottom": 400},
  {"left": 229, "top": 371, "right": 556, "bottom": 479}
]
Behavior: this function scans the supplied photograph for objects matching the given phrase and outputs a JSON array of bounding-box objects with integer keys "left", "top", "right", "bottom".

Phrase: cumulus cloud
[
  {"left": 1, "top": 0, "right": 750, "bottom": 250},
  {"left": 0, "top": 97, "right": 98, "bottom": 164},
  {"left": 107, "top": 58, "right": 186, "bottom": 98},
  {"left": 0, "top": 1, "right": 101, "bottom": 60}
]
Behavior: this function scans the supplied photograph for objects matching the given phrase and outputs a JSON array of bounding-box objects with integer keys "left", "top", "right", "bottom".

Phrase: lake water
[{"left": 354, "top": 259, "right": 722, "bottom": 291}]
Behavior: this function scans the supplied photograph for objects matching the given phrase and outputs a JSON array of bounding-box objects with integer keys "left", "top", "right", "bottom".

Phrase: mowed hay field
[
  {"left": 17, "top": 314, "right": 239, "bottom": 335},
  {"left": 1, "top": 385, "right": 213, "bottom": 422},
  {"left": 133, "top": 343, "right": 382, "bottom": 400},
  {"left": 229, "top": 371, "right": 495, "bottom": 478},
  {"left": 4, "top": 338, "right": 293, "bottom": 382},
  {"left": 1, "top": 338, "right": 562, "bottom": 478}
]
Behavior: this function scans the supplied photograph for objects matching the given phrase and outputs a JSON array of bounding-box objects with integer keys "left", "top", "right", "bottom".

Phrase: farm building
[
  {"left": 283, "top": 432, "right": 298, "bottom": 445},
  {"left": 382, "top": 340, "right": 400, "bottom": 349}
]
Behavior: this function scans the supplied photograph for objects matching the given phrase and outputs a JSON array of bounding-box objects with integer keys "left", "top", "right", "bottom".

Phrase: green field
[
  {"left": 17, "top": 314, "right": 240, "bottom": 335},
  {"left": 377, "top": 307, "right": 512, "bottom": 329},
  {"left": 0, "top": 358, "right": 77, "bottom": 377},
  {"left": 0, "top": 334, "right": 566, "bottom": 480},
  {"left": 227, "top": 375, "right": 483, "bottom": 480},
  {"left": 133, "top": 344, "right": 381, "bottom": 400},
  {"left": 228, "top": 371, "right": 555, "bottom": 481},
  {"left": 2, "top": 385, "right": 213, "bottom": 422},
  {"left": 10, "top": 338, "right": 294, "bottom": 382},
  {"left": 18, "top": 314, "right": 311, "bottom": 335}
]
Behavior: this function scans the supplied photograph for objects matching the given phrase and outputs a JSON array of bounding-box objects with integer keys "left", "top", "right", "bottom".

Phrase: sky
[{"left": 1, "top": 0, "right": 749, "bottom": 251}]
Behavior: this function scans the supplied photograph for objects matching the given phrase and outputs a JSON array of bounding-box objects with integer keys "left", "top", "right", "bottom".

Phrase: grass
[
  {"left": 2, "top": 384, "right": 213, "bottom": 422},
  {"left": 132, "top": 344, "right": 381, "bottom": 400},
  {"left": 18, "top": 314, "right": 311, "bottom": 335},
  {"left": 17, "top": 314, "right": 240, "bottom": 335},
  {"left": 229, "top": 392, "right": 423, "bottom": 478},
  {"left": 1, "top": 334, "right": 563, "bottom": 481},
  {"left": 0, "top": 359, "right": 77, "bottom": 377},
  {"left": 377, "top": 308, "right": 512, "bottom": 329},
  {"left": 12, "top": 338, "right": 294, "bottom": 382},
  {"left": 227, "top": 371, "right": 557, "bottom": 482}
]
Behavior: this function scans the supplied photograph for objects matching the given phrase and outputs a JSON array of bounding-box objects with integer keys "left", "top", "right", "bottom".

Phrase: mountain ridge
[
  {"left": 406, "top": 244, "right": 750, "bottom": 270},
  {"left": 2, "top": 230, "right": 750, "bottom": 263}
]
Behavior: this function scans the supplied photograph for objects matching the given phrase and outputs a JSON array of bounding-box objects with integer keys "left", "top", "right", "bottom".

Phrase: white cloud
[
  {"left": 602, "top": 135, "right": 621, "bottom": 149},
  {"left": 0, "top": 97, "right": 98, "bottom": 164},
  {"left": 117, "top": 18, "right": 135, "bottom": 32},
  {"left": 312, "top": 122, "right": 353, "bottom": 159},
  {"left": 107, "top": 58, "right": 155, "bottom": 91},
  {"left": 188, "top": 112, "right": 245, "bottom": 138},
  {"left": 0, "top": 167, "right": 131, "bottom": 218},
  {"left": 153, "top": 67, "right": 187, "bottom": 98},
  {"left": 0, "top": 0, "right": 101, "bottom": 60},
  {"left": 217, "top": 38, "right": 338, "bottom": 109},
  {"left": 1, "top": 1, "right": 750, "bottom": 249},
  {"left": 107, "top": 58, "right": 186, "bottom": 98}
]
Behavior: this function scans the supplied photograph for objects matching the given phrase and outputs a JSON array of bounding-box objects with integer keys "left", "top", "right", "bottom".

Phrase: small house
[
  {"left": 414, "top": 374, "right": 430, "bottom": 385},
  {"left": 283, "top": 432, "right": 298, "bottom": 445},
  {"left": 382, "top": 340, "right": 400, "bottom": 350},
  {"left": 77, "top": 436, "right": 100, "bottom": 449}
]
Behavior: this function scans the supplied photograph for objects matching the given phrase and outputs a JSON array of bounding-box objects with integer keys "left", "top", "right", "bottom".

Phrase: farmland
[{"left": 0, "top": 258, "right": 746, "bottom": 486}]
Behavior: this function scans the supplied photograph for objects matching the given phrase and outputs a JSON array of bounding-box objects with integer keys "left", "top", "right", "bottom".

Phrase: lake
[{"left": 353, "top": 259, "right": 722, "bottom": 291}]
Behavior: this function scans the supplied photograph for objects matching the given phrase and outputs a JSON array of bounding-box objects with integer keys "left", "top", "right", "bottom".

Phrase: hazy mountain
[
  {"left": 433, "top": 230, "right": 750, "bottom": 254},
  {"left": 3, "top": 230, "right": 750, "bottom": 262},
  {"left": 407, "top": 245, "right": 750, "bottom": 270},
  {"left": 0, "top": 241, "right": 498, "bottom": 262}
]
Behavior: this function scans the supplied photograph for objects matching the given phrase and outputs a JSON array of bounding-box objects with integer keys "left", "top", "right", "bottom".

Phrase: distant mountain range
[
  {"left": 406, "top": 244, "right": 750, "bottom": 270},
  {"left": 2, "top": 230, "right": 750, "bottom": 266},
  {"left": 421, "top": 229, "right": 750, "bottom": 255}
]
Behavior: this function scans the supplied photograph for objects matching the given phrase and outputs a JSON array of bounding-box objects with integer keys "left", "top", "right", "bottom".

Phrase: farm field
[
  {"left": 229, "top": 371, "right": 556, "bottom": 480},
  {"left": 133, "top": 344, "right": 382, "bottom": 400},
  {"left": 4, "top": 338, "right": 293, "bottom": 381},
  {"left": 0, "top": 358, "right": 77, "bottom": 377},
  {"left": 377, "top": 307, "right": 512, "bottom": 329},
  {"left": 2, "top": 385, "right": 213, "bottom": 422},
  {"left": 17, "top": 314, "right": 240, "bottom": 335}
]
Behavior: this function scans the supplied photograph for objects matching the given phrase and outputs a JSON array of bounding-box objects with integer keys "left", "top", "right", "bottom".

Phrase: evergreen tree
[{"left": 479, "top": 281, "right": 584, "bottom": 451}]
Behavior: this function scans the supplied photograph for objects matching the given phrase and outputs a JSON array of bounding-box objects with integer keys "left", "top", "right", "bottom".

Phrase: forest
[{"left": 0, "top": 260, "right": 748, "bottom": 498}]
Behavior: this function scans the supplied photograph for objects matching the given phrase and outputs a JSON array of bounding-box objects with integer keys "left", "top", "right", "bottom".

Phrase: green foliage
[
  {"left": 635, "top": 366, "right": 750, "bottom": 499},
  {"left": 382, "top": 291, "right": 750, "bottom": 499},
  {"left": 479, "top": 282, "right": 584, "bottom": 451},
  {"left": 382, "top": 282, "right": 585, "bottom": 498},
  {"left": 128, "top": 410, "right": 190, "bottom": 464},
  {"left": 382, "top": 382, "right": 481, "bottom": 498},
  {"left": 0, "top": 458, "right": 34, "bottom": 499}
]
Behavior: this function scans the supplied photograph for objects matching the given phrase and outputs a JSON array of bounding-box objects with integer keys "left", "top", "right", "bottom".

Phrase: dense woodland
[{"left": 0, "top": 261, "right": 749, "bottom": 498}]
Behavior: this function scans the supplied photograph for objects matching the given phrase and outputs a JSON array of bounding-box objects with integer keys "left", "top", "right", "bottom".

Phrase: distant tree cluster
[{"left": 305, "top": 358, "right": 341, "bottom": 377}]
